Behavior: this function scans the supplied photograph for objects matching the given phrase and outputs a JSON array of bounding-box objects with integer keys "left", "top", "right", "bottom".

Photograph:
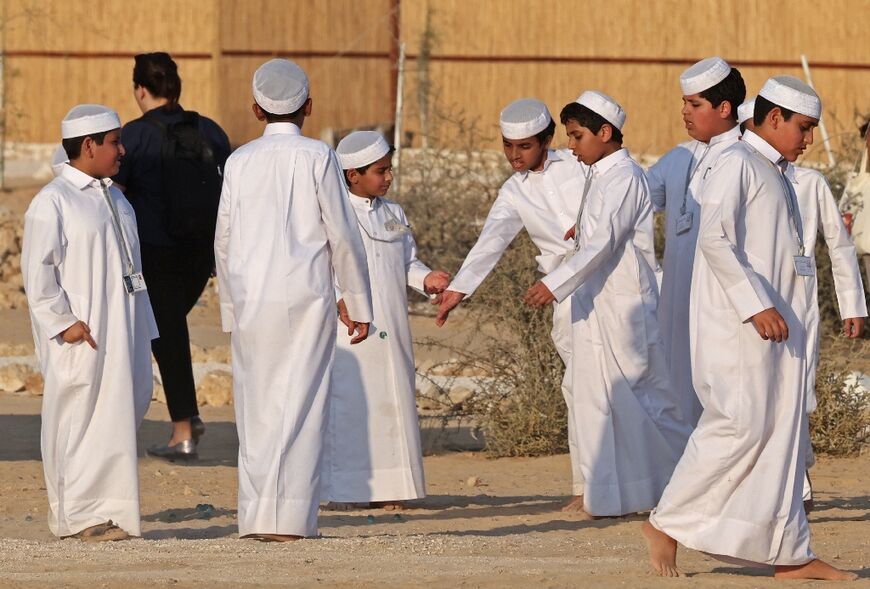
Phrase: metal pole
[
  {"left": 801, "top": 54, "right": 836, "bottom": 167},
  {"left": 393, "top": 42, "right": 406, "bottom": 194}
]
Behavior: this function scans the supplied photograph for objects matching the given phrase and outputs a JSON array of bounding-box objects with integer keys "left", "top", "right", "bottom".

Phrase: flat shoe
[
  {"left": 147, "top": 438, "right": 198, "bottom": 461},
  {"left": 191, "top": 416, "right": 206, "bottom": 442},
  {"left": 244, "top": 533, "right": 303, "bottom": 542},
  {"left": 64, "top": 520, "right": 130, "bottom": 542}
]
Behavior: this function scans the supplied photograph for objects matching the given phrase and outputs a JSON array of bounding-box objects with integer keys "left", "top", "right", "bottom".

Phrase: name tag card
[
  {"left": 123, "top": 272, "right": 148, "bottom": 294},
  {"left": 676, "top": 211, "right": 694, "bottom": 235},
  {"left": 793, "top": 256, "right": 815, "bottom": 277}
]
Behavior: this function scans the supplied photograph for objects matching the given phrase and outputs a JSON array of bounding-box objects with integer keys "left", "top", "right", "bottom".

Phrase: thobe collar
[
  {"left": 518, "top": 149, "right": 564, "bottom": 183},
  {"left": 60, "top": 163, "right": 112, "bottom": 191},
  {"left": 707, "top": 125, "right": 742, "bottom": 147},
  {"left": 784, "top": 163, "right": 799, "bottom": 183},
  {"left": 348, "top": 192, "right": 379, "bottom": 211},
  {"left": 591, "top": 147, "right": 630, "bottom": 176},
  {"left": 743, "top": 130, "right": 786, "bottom": 168},
  {"left": 263, "top": 122, "right": 301, "bottom": 136}
]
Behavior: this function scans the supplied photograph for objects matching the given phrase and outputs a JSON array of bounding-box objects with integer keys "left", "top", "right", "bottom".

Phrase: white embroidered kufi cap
[
  {"left": 758, "top": 76, "right": 821, "bottom": 119},
  {"left": 737, "top": 97, "right": 756, "bottom": 125},
  {"left": 252, "top": 59, "right": 310, "bottom": 115},
  {"left": 576, "top": 91, "right": 626, "bottom": 130},
  {"left": 51, "top": 145, "right": 69, "bottom": 176},
  {"left": 336, "top": 131, "right": 391, "bottom": 170},
  {"left": 680, "top": 57, "right": 731, "bottom": 96},
  {"left": 499, "top": 98, "right": 553, "bottom": 140},
  {"left": 60, "top": 104, "right": 121, "bottom": 139}
]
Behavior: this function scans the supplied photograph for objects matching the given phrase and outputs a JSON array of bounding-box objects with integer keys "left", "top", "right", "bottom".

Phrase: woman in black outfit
[{"left": 114, "top": 52, "right": 231, "bottom": 460}]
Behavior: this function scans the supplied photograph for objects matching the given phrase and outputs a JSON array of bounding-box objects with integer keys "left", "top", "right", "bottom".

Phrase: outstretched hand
[
  {"left": 424, "top": 270, "right": 451, "bottom": 295},
  {"left": 750, "top": 307, "right": 789, "bottom": 342},
  {"left": 435, "top": 290, "right": 465, "bottom": 327},
  {"left": 523, "top": 281, "right": 556, "bottom": 308},
  {"left": 61, "top": 320, "right": 97, "bottom": 349}
]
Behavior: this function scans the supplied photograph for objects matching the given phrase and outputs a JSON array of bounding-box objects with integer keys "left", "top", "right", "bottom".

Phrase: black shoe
[{"left": 191, "top": 416, "right": 206, "bottom": 443}]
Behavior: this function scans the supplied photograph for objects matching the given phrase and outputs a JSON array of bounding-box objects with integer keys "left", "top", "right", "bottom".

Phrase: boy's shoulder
[
  {"left": 230, "top": 132, "right": 332, "bottom": 163},
  {"left": 26, "top": 177, "right": 70, "bottom": 217},
  {"left": 653, "top": 140, "right": 699, "bottom": 169},
  {"left": 792, "top": 165, "right": 827, "bottom": 185}
]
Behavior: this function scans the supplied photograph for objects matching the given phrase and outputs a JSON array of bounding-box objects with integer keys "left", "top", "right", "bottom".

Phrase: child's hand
[
  {"left": 843, "top": 317, "right": 865, "bottom": 338},
  {"left": 564, "top": 226, "right": 576, "bottom": 241},
  {"left": 523, "top": 281, "right": 556, "bottom": 308},
  {"left": 337, "top": 299, "right": 353, "bottom": 331},
  {"left": 435, "top": 290, "right": 465, "bottom": 327},
  {"left": 424, "top": 270, "right": 450, "bottom": 295},
  {"left": 750, "top": 308, "right": 789, "bottom": 342},
  {"left": 349, "top": 322, "right": 369, "bottom": 345},
  {"left": 61, "top": 320, "right": 97, "bottom": 349}
]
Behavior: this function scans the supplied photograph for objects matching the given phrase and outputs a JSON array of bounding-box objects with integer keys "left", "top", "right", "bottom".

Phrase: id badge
[
  {"left": 385, "top": 220, "right": 409, "bottom": 234},
  {"left": 793, "top": 256, "right": 815, "bottom": 277},
  {"left": 675, "top": 211, "right": 694, "bottom": 235},
  {"left": 123, "top": 272, "right": 148, "bottom": 294}
]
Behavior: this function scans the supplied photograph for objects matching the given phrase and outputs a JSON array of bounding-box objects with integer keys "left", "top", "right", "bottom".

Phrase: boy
[
  {"left": 22, "top": 104, "right": 158, "bottom": 541},
  {"left": 642, "top": 76, "right": 857, "bottom": 581},
  {"left": 214, "top": 59, "right": 373, "bottom": 541},
  {"left": 435, "top": 98, "right": 591, "bottom": 512},
  {"left": 646, "top": 57, "right": 745, "bottom": 427},
  {"left": 524, "top": 91, "right": 691, "bottom": 519},
  {"left": 322, "top": 131, "right": 450, "bottom": 511}
]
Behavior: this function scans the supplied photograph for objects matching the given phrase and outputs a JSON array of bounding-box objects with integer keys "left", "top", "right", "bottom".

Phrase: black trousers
[{"left": 142, "top": 244, "right": 212, "bottom": 422}]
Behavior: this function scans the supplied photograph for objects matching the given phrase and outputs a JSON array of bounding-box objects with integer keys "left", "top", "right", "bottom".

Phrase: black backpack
[{"left": 144, "top": 110, "right": 223, "bottom": 243}]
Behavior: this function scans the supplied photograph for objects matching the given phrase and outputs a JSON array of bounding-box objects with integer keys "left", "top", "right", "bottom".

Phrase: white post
[
  {"left": 801, "top": 54, "right": 836, "bottom": 167},
  {"left": 393, "top": 42, "right": 406, "bottom": 194}
]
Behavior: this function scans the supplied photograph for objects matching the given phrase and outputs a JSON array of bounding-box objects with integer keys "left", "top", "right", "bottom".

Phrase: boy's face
[
  {"left": 502, "top": 135, "right": 548, "bottom": 173},
  {"left": 681, "top": 94, "right": 729, "bottom": 142},
  {"left": 564, "top": 119, "right": 608, "bottom": 165},
  {"left": 88, "top": 129, "right": 125, "bottom": 177},
  {"left": 350, "top": 153, "right": 393, "bottom": 197},
  {"left": 765, "top": 109, "right": 818, "bottom": 162}
]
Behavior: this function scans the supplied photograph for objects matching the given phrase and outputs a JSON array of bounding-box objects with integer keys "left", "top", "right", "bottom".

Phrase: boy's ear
[
  {"left": 717, "top": 100, "right": 733, "bottom": 120},
  {"left": 303, "top": 98, "right": 313, "bottom": 117},
  {"left": 346, "top": 168, "right": 360, "bottom": 185},
  {"left": 252, "top": 103, "right": 267, "bottom": 121},
  {"left": 80, "top": 136, "right": 95, "bottom": 159},
  {"left": 767, "top": 106, "right": 783, "bottom": 129},
  {"left": 598, "top": 123, "right": 613, "bottom": 143}
]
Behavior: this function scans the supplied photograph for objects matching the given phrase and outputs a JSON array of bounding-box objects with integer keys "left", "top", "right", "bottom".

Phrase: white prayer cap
[
  {"left": 680, "top": 57, "right": 731, "bottom": 96},
  {"left": 252, "top": 59, "right": 310, "bottom": 115},
  {"left": 336, "top": 131, "right": 391, "bottom": 170},
  {"left": 758, "top": 75, "right": 821, "bottom": 119},
  {"left": 60, "top": 104, "right": 121, "bottom": 139},
  {"left": 499, "top": 98, "right": 553, "bottom": 140},
  {"left": 737, "top": 97, "right": 756, "bottom": 125},
  {"left": 51, "top": 145, "right": 69, "bottom": 176},
  {"left": 576, "top": 91, "right": 626, "bottom": 131}
]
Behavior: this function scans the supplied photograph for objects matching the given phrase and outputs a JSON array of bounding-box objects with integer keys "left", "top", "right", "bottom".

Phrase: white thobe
[
  {"left": 214, "top": 123, "right": 373, "bottom": 537},
  {"left": 650, "top": 131, "right": 816, "bottom": 566},
  {"left": 22, "top": 164, "right": 158, "bottom": 538},
  {"left": 447, "top": 149, "right": 588, "bottom": 494},
  {"left": 323, "top": 196, "right": 429, "bottom": 503},
  {"left": 646, "top": 126, "right": 742, "bottom": 427},
  {"left": 540, "top": 148, "right": 691, "bottom": 516}
]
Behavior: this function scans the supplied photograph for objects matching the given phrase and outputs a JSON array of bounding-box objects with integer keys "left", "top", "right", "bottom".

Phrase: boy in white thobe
[
  {"left": 22, "top": 105, "right": 158, "bottom": 541},
  {"left": 643, "top": 77, "right": 857, "bottom": 581},
  {"left": 435, "top": 98, "right": 590, "bottom": 511},
  {"left": 322, "top": 132, "right": 449, "bottom": 510},
  {"left": 524, "top": 92, "right": 692, "bottom": 519},
  {"left": 214, "top": 60, "right": 373, "bottom": 541},
  {"left": 646, "top": 57, "right": 745, "bottom": 427}
]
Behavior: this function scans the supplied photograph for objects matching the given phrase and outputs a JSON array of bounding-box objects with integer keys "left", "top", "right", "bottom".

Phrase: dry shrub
[{"left": 810, "top": 357, "right": 869, "bottom": 456}]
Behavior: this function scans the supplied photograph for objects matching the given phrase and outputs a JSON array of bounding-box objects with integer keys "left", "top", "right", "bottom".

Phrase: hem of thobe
[
  {"left": 238, "top": 498, "right": 318, "bottom": 538},
  {"left": 49, "top": 499, "right": 141, "bottom": 538},
  {"left": 581, "top": 475, "right": 669, "bottom": 517},
  {"left": 323, "top": 467, "right": 425, "bottom": 503},
  {"left": 647, "top": 509, "right": 815, "bottom": 567}
]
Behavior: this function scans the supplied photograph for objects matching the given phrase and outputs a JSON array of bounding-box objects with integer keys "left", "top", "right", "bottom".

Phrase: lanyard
[
  {"left": 680, "top": 142, "right": 711, "bottom": 215},
  {"left": 572, "top": 166, "right": 595, "bottom": 252},
  {"left": 773, "top": 163, "right": 806, "bottom": 256},
  {"left": 355, "top": 200, "right": 410, "bottom": 243},
  {"left": 99, "top": 181, "right": 136, "bottom": 275}
]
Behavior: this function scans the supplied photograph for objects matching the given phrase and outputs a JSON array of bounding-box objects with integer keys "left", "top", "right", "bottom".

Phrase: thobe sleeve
[
  {"left": 540, "top": 172, "right": 644, "bottom": 302},
  {"left": 398, "top": 205, "right": 432, "bottom": 296},
  {"left": 447, "top": 185, "right": 524, "bottom": 296},
  {"left": 696, "top": 159, "right": 773, "bottom": 322},
  {"left": 317, "top": 151, "right": 374, "bottom": 323},
  {"left": 214, "top": 161, "right": 234, "bottom": 332},
  {"left": 815, "top": 175, "right": 868, "bottom": 319},
  {"left": 646, "top": 158, "right": 668, "bottom": 212},
  {"left": 21, "top": 195, "right": 78, "bottom": 339}
]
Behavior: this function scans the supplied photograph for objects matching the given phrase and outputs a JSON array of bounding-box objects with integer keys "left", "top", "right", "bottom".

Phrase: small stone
[
  {"left": 448, "top": 387, "right": 474, "bottom": 407},
  {"left": 183, "top": 485, "right": 194, "bottom": 496},
  {"left": 153, "top": 470, "right": 163, "bottom": 478},
  {"left": 466, "top": 476, "right": 481, "bottom": 487},
  {"left": 168, "top": 470, "right": 178, "bottom": 476},
  {"left": 366, "top": 515, "right": 375, "bottom": 523},
  {"left": 24, "top": 515, "right": 32, "bottom": 522}
]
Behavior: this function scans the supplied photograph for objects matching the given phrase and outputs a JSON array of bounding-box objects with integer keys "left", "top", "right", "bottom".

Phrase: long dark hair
[{"left": 133, "top": 52, "right": 182, "bottom": 105}]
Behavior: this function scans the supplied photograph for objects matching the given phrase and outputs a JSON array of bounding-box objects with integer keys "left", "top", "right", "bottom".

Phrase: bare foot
[
  {"left": 803, "top": 499, "right": 814, "bottom": 513},
  {"left": 774, "top": 559, "right": 857, "bottom": 581},
  {"left": 561, "top": 495, "right": 584, "bottom": 513},
  {"left": 371, "top": 501, "right": 406, "bottom": 511},
  {"left": 321, "top": 502, "right": 358, "bottom": 512},
  {"left": 641, "top": 520, "right": 683, "bottom": 577},
  {"left": 243, "top": 533, "right": 303, "bottom": 543}
]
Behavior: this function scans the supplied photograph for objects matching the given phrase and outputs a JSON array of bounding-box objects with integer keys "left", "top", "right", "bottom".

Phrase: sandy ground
[{"left": 0, "top": 393, "right": 867, "bottom": 588}]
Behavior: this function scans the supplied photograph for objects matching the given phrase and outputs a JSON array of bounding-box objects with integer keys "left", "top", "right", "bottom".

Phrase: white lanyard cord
[
  {"left": 773, "top": 164, "right": 806, "bottom": 256},
  {"left": 355, "top": 200, "right": 410, "bottom": 243},
  {"left": 99, "top": 181, "right": 136, "bottom": 275},
  {"left": 681, "top": 143, "right": 711, "bottom": 215},
  {"left": 572, "top": 166, "right": 595, "bottom": 252}
]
